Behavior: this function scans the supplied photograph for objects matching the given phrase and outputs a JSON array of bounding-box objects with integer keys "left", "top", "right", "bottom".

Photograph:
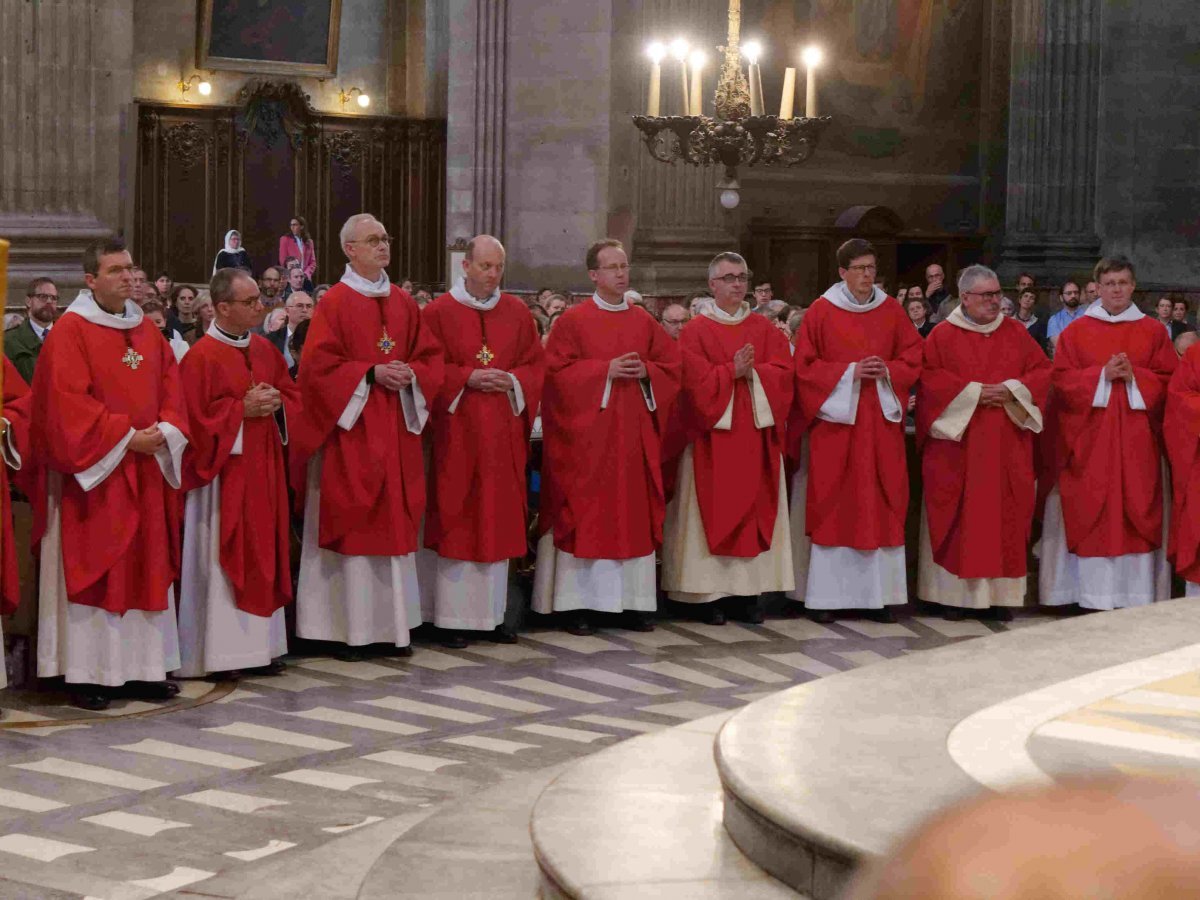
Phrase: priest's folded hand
[
  {"left": 1103, "top": 354, "right": 1133, "bottom": 382},
  {"left": 609, "top": 352, "right": 645, "bottom": 380},
  {"left": 733, "top": 344, "right": 756, "bottom": 379},
  {"left": 979, "top": 383, "right": 1015, "bottom": 407},
  {"left": 854, "top": 356, "right": 888, "bottom": 381},
  {"left": 375, "top": 361, "right": 413, "bottom": 391},
  {"left": 129, "top": 426, "right": 166, "bottom": 455},
  {"left": 468, "top": 369, "right": 512, "bottom": 392}
]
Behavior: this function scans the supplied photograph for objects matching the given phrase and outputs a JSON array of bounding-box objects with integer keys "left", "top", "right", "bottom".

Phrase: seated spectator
[
  {"left": 1155, "top": 296, "right": 1175, "bottom": 335},
  {"left": 142, "top": 298, "right": 188, "bottom": 362},
  {"left": 786, "top": 307, "right": 805, "bottom": 339},
  {"left": 907, "top": 284, "right": 926, "bottom": 306},
  {"left": 906, "top": 297, "right": 935, "bottom": 338},
  {"left": 280, "top": 266, "right": 306, "bottom": 303},
  {"left": 414, "top": 289, "right": 433, "bottom": 308},
  {"left": 167, "top": 284, "right": 201, "bottom": 345},
  {"left": 267, "top": 291, "right": 313, "bottom": 369},
  {"left": 131, "top": 267, "right": 150, "bottom": 305},
  {"left": 688, "top": 293, "right": 713, "bottom": 316},
  {"left": 1171, "top": 295, "right": 1193, "bottom": 340},
  {"left": 1000, "top": 295, "right": 1015, "bottom": 317},
  {"left": 660, "top": 301, "right": 690, "bottom": 340},
  {"left": 193, "top": 294, "right": 215, "bottom": 333},
  {"left": 895, "top": 286, "right": 908, "bottom": 303},
  {"left": 259, "top": 267, "right": 285, "bottom": 306},
  {"left": 544, "top": 292, "right": 568, "bottom": 316},
  {"left": 282, "top": 256, "right": 315, "bottom": 293},
  {"left": 213, "top": 229, "right": 252, "bottom": 273},
  {"left": 154, "top": 272, "right": 173, "bottom": 299},
  {"left": 312, "top": 283, "right": 331, "bottom": 303},
  {"left": 535, "top": 287, "right": 556, "bottom": 311}
]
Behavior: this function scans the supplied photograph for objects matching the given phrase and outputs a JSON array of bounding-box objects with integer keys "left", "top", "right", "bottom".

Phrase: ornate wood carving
[{"left": 162, "top": 123, "right": 212, "bottom": 169}]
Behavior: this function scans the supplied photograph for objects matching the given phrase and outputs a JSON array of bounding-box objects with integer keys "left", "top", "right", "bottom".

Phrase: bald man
[{"left": 844, "top": 777, "right": 1200, "bottom": 900}]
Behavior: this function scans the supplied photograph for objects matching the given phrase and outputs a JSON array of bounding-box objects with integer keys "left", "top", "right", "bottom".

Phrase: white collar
[
  {"left": 821, "top": 281, "right": 889, "bottom": 313},
  {"left": 340, "top": 264, "right": 391, "bottom": 298},
  {"left": 208, "top": 322, "right": 250, "bottom": 348},
  {"left": 29, "top": 318, "right": 50, "bottom": 339},
  {"left": 450, "top": 277, "right": 501, "bottom": 311},
  {"left": 701, "top": 300, "right": 752, "bottom": 325},
  {"left": 65, "top": 290, "right": 143, "bottom": 330},
  {"left": 947, "top": 305, "right": 1005, "bottom": 334},
  {"left": 592, "top": 292, "right": 628, "bottom": 312},
  {"left": 1084, "top": 302, "right": 1145, "bottom": 325}
]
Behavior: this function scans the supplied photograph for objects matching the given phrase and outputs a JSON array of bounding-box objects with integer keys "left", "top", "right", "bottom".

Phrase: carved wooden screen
[{"left": 135, "top": 81, "right": 447, "bottom": 287}]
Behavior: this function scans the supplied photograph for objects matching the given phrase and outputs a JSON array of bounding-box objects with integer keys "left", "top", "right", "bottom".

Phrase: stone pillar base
[
  {"left": 999, "top": 233, "right": 1102, "bottom": 282},
  {"left": 631, "top": 226, "right": 734, "bottom": 296},
  {"left": 1, "top": 214, "right": 112, "bottom": 303}
]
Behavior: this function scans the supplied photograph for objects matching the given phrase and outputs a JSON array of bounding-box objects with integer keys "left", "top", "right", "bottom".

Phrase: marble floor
[{"left": 0, "top": 607, "right": 1058, "bottom": 899}]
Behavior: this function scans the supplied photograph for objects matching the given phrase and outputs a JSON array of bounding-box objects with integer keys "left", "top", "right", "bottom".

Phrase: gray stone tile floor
[{"left": 0, "top": 608, "right": 1062, "bottom": 899}]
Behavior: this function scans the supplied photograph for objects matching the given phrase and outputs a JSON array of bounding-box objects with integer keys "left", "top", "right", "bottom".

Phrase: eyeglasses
[
  {"left": 28, "top": 293, "right": 58, "bottom": 302},
  {"left": 713, "top": 273, "right": 752, "bottom": 285},
  {"left": 227, "top": 297, "right": 263, "bottom": 307},
  {"left": 845, "top": 264, "right": 878, "bottom": 273},
  {"left": 594, "top": 263, "right": 631, "bottom": 273},
  {"left": 963, "top": 290, "right": 1004, "bottom": 301},
  {"left": 347, "top": 235, "right": 391, "bottom": 248}
]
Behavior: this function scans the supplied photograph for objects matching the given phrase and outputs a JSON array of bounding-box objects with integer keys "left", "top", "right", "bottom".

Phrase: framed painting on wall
[{"left": 197, "top": 0, "right": 342, "bottom": 78}]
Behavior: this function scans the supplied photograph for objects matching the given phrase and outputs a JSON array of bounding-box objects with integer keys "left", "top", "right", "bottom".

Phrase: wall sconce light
[
  {"left": 338, "top": 87, "right": 370, "bottom": 111},
  {"left": 178, "top": 73, "right": 212, "bottom": 99}
]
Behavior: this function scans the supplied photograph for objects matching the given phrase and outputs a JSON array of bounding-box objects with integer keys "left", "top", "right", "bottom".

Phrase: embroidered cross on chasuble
[{"left": 122, "top": 347, "right": 144, "bottom": 370}]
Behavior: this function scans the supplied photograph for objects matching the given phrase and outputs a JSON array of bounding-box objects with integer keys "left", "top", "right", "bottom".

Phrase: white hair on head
[
  {"left": 339, "top": 213, "right": 381, "bottom": 250},
  {"left": 708, "top": 251, "right": 748, "bottom": 281},
  {"left": 624, "top": 289, "right": 643, "bottom": 303},
  {"left": 957, "top": 264, "right": 998, "bottom": 295}
]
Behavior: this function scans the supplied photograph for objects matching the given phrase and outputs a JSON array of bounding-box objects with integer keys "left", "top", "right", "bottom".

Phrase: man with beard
[
  {"left": 6, "top": 277, "right": 58, "bottom": 384},
  {"left": 1046, "top": 281, "right": 1086, "bottom": 352}
]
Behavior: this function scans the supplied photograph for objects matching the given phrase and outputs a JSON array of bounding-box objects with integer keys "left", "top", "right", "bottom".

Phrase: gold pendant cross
[
  {"left": 122, "top": 347, "right": 144, "bottom": 370},
  {"left": 377, "top": 331, "right": 395, "bottom": 355},
  {"left": 476, "top": 344, "right": 495, "bottom": 367}
]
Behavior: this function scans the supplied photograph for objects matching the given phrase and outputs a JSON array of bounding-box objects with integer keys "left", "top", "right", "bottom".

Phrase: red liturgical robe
[
  {"left": 791, "top": 295, "right": 922, "bottom": 549},
  {"left": 32, "top": 310, "right": 188, "bottom": 614},
  {"left": 181, "top": 334, "right": 301, "bottom": 616},
  {"left": 293, "top": 283, "right": 443, "bottom": 557},
  {"left": 1163, "top": 344, "right": 1200, "bottom": 581},
  {"left": 422, "top": 292, "right": 544, "bottom": 562},
  {"left": 916, "top": 317, "right": 1051, "bottom": 578},
  {"left": 1047, "top": 315, "right": 1176, "bottom": 557},
  {"left": 540, "top": 300, "right": 682, "bottom": 559},
  {"left": 674, "top": 311, "right": 793, "bottom": 557},
  {"left": 1, "top": 359, "right": 31, "bottom": 615}
]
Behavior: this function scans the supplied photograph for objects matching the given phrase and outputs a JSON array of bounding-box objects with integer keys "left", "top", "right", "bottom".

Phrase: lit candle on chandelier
[
  {"left": 646, "top": 42, "right": 665, "bottom": 116},
  {"left": 779, "top": 67, "right": 796, "bottom": 119},
  {"left": 670, "top": 38, "right": 690, "bottom": 115},
  {"left": 743, "top": 41, "right": 764, "bottom": 116},
  {"left": 802, "top": 45, "right": 823, "bottom": 118},
  {"left": 689, "top": 50, "right": 706, "bottom": 117}
]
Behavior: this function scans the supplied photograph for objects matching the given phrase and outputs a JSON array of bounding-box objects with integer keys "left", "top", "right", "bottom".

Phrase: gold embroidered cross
[
  {"left": 476, "top": 344, "right": 495, "bottom": 367},
  {"left": 122, "top": 347, "right": 144, "bottom": 370},
  {"left": 377, "top": 331, "right": 396, "bottom": 354}
]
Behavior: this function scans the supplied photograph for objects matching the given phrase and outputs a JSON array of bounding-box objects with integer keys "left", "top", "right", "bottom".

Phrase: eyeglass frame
[
  {"left": 712, "top": 272, "right": 754, "bottom": 285},
  {"left": 27, "top": 292, "right": 59, "bottom": 303},
  {"left": 345, "top": 235, "right": 392, "bottom": 247}
]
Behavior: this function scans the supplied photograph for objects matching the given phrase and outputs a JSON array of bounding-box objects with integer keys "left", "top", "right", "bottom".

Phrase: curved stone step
[
  {"left": 715, "top": 601, "right": 1200, "bottom": 899},
  {"left": 531, "top": 710, "right": 801, "bottom": 899}
]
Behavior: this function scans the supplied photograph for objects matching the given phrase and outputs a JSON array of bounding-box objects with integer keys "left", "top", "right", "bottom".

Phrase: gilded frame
[{"left": 197, "top": 0, "right": 342, "bottom": 79}]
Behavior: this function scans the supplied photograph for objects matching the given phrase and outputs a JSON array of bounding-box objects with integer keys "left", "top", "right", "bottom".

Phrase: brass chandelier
[{"left": 632, "top": 0, "right": 831, "bottom": 209}]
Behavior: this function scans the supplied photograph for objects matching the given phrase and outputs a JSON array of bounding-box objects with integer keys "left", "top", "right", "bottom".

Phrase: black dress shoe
[
  {"left": 120, "top": 680, "right": 180, "bottom": 700},
  {"left": 243, "top": 660, "right": 287, "bottom": 676},
  {"left": 376, "top": 644, "right": 414, "bottom": 658},
  {"left": 942, "top": 607, "right": 967, "bottom": 621},
  {"left": 490, "top": 626, "right": 518, "bottom": 644},
  {"left": 623, "top": 612, "right": 655, "bottom": 632},
  {"left": 872, "top": 607, "right": 897, "bottom": 624},
  {"left": 332, "top": 646, "right": 367, "bottom": 662},
  {"left": 71, "top": 691, "right": 111, "bottom": 711},
  {"left": 743, "top": 598, "right": 765, "bottom": 625},
  {"left": 439, "top": 631, "right": 469, "bottom": 650},
  {"left": 809, "top": 609, "right": 836, "bottom": 624},
  {"left": 990, "top": 607, "right": 1014, "bottom": 622},
  {"left": 566, "top": 613, "right": 594, "bottom": 636},
  {"left": 705, "top": 605, "right": 726, "bottom": 626}
]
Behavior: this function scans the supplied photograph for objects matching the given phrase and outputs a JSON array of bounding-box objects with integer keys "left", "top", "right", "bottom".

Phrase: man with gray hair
[
  {"left": 914, "top": 265, "right": 1051, "bottom": 620},
  {"left": 661, "top": 252, "right": 795, "bottom": 624},
  {"left": 291, "top": 213, "right": 444, "bottom": 660},
  {"left": 789, "top": 238, "right": 923, "bottom": 623}
]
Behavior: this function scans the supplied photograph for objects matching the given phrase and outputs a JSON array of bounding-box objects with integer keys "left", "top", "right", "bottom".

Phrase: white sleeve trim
[
  {"left": 448, "top": 386, "right": 466, "bottom": 415},
  {"left": 929, "top": 382, "right": 982, "bottom": 442},
  {"left": 231, "top": 423, "right": 244, "bottom": 456},
  {"left": 1, "top": 419, "right": 20, "bottom": 471},
  {"left": 714, "top": 391, "right": 734, "bottom": 431},
  {"left": 876, "top": 373, "right": 903, "bottom": 423},
  {"left": 816, "top": 364, "right": 860, "bottom": 425},
  {"left": 1093, "top": 369, "right": 1112, "bottom": 408},
  {"left": 1002, "top": 379, "right": 1044, "bottom": 433},
  {"left": 1126, "top": 374, "right": 1147, "bottom": 411},
  {"left": 748, "top": 370, "right": 775, "bottom": 430},
  {"left": 507, "top": 372, "right": 527, "bottom": 417},
  {"left": 76, "top": 428, "right": 135, "bottom": 492},
  {"left": 338, "top": 375, "right": 370, "bottom": 430},
  {"left": 154, "top": 422, "right": 187, "bottom": 490},
  {"left": 639, "top": 378, "right": 656, "bottom": 412},
  {"left": 400, "top": 375, "right": 429, "bottom": 434},
  {"left": 601, "top": 374, "right": 613, "bottom": 410}
]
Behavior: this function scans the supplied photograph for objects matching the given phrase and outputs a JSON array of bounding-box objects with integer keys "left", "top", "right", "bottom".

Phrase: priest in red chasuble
[
  {"left": 789, "top": 238, "right": 923, "bottom": 624},
  {"left": 32, "top": 238, "right": 189, "bottom": 710},
  {"left": 419, "top": 235, "right": 544, "bottom": 647},
  {"left": 0, "top": 358, "right": 32, "bottom": 695},
  {"left": 661, "top": 252, "right": 794, "bottom": 624},
  {"left": 532, "top": 239, "right": 681, "bottom": 635},
  {"left": 1166, "top": 340, "right": 1200, "bottom": 596},
  {"left": 1041, "top": 256, "right": 1177, "bottom": 610},
  {"left": 292, "top": 214, "right": 443, "bottom": 659},
  {"left": 177, "top": 268, "right": 300, "bottom": 677},
  {"left": 915, "top": 265, "right": 1051, "bottom": 620}
]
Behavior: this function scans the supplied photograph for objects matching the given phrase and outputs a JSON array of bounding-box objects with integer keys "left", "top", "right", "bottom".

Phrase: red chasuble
[
  {"left": 1163, "top": 345, "right": 1200, "bottom": 580},
  {"left": 292, "top": 283, "right": 443, "bottom": 557},
  {"left": 673, "top": 311, "right": 793, "bottom": 557},
  {"left": 791, "top": 296, "right": 922, "bottom": 549},
  {"left": 540, "top": 300, "right": 682, "bottom": 560},
  {"left": 421, "top": 292, "right": 544, "bottom": 562},
  {"left": 32, "top": 312, "right": 188, "bottom": 614},
  {"left": 181, "top": 334, "right": 301, "bottom": 616},
  {"left": 1046, "top": 315, "right": 1176, "bottom": 557},
  {"left": 916, "top": 318, "right": 1051, "bottom": 578},
  {"left": 1, "top": 359, "right": 31, "bottom": 615}
]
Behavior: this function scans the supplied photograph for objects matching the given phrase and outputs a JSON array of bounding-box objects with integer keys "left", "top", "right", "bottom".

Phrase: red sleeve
[
  {"left": 2, "top": 359, "right": 33, "bottom": 498},
  {"left": 422, "top": 304, "right": 471, "bottom": 415},
  {"left": 914, "top": 326, "right": 969, "bottom": 451},
  {"left": 884, "top": 306, "right": 924, "bottom": 398},
  {"left": 643, "top": 313, "right": 682, "bottom": 436},
  {"left": 402, "top": 292, "right": 445, "bottom": 415},
  {"left": 790, "top": 303, "right": 853, "bottom": 463},
  {"left": 508, "top": 311, "right": 546, "bottom": 433},
  {"left": 1130, "top": 325, "right": 1178, "bottom": 425},
  {"left": 180, "top": 347, "right": 242, "bottom": 491},
  {"left": 678, "top": 323, "right": 735, "bottom": 431},
  {"left": 1051, "top": 327, "right": 1106, "bottom": 415},
  {"left": 1167, "top": 346, "right": 1200, "bottom": 577},
  {"left": 757, "top": 324, "right": 795, "bottom": 432}
]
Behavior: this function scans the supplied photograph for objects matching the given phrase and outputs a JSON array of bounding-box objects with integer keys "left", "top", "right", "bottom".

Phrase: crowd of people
[{"left": 2, "top": 212, "right": 1199, "bottom": 714}]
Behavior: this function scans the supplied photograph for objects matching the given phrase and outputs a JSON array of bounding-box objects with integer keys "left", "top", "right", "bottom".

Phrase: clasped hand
[
  {"left": 609, "top": 352, "right": 647, "bottom": 380},
  {"left": 978, "top": 383, "right": 1015, "bottom": 408},
  {"left": 244, "top": 382, "right": 283, "bottom": 418},
  {"left": 467, "top": 369, "right": 512, "bottom": 393},
  {"left": 733, "top": 344, "right": 756, "bottom": 380},
  {"left": 374, "top": 361, "right": 414, "bottom": 391},
  {"left": 129, "top": 426, "right": 166, "bottom": 455},
  {"left": 854, "top": 356, "right": 888, "bottom": 381},
  {"left": 1104, "top": 352, "right": 1134, "bottom": 382}
]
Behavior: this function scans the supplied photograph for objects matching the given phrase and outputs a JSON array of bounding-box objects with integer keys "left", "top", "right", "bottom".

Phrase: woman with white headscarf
[{"left": 213, "top": 229, "right": 252, "bottom": 274}]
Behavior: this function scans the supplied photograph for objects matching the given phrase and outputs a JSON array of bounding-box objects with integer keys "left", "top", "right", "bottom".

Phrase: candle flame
[
  {"left": 670, "top": 38, "right": 690, "bottom": 62},
  {"left": 742, "top": 41, "right": 762, "bottom": 65},
  {"left": 802, "top": 45, "right": 823, "bottom": 68},
  {"left": 647, "top": 42, "right": 666, "bottom": 64}
]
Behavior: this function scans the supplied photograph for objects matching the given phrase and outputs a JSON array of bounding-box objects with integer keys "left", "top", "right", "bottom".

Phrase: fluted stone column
[
  {"left": 0, "top": 0, "right": 133, "bottom": 298},
  {"left": 1001, "top": 0, "right": 1102, "bottom": 277}
]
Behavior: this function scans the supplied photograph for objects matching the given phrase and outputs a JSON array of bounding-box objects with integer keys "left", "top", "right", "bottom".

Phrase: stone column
[
  {"left": 0, "top": 0, "right": 133, "bottom": 299},
  {"left": 1001, "top": 0, "right": 1102, "bottom": 277}
]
